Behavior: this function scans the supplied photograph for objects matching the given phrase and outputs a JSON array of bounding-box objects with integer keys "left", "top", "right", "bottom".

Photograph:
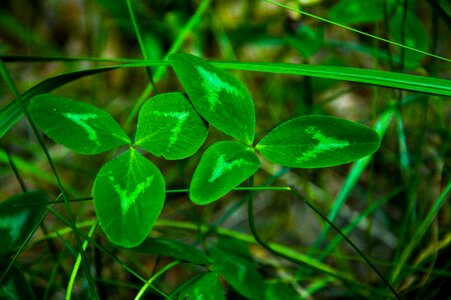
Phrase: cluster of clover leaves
[{"left": 26, "top": 53, "right": 380, "bottom": 248}]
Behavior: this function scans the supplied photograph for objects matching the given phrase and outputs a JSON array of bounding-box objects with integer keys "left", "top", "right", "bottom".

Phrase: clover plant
[{"left": 25, "top": 52, "right": 380, "bottom": 249}]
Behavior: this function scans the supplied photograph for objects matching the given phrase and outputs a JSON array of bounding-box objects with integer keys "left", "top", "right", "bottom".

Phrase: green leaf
[
  {"left": 286, "top": 25, "right": 323, "bottom": 58},
  {"left": 93, "top": 149, "right": 165, "bottom": 248},
  {"left": 178, "top": 272, "right": 225, "bottom": 300},
  {"left": 169, "top": 53, "right": 256, "bottom": 145},
  {"left": 256, "top": 116, "right": 380, "bottom": 168},
  {"left": 29, "top": 94, "right": 130, "bottom": 154},
  {"left": 264, "top": 282, "right": 298, "bottom": 300},
  {"left": 1, "top": 61, "right": 449, "bottom": 141},
  {"left": 135, "top": 92, "right": 208, "bottom": 160},
  {"left": 210, "top": 243, "right": 264, "bottom": 299},
  {"left": 131, "top": 237, "right": 210, "bottom": 264},
  {"left": 0, "top": 64, "right": 120, "bottom": 139},
  {"left": 0, "top": 191, "right": 48, "bottom": 257},
  {"left": 389, "top": 8, "right": 429, "bottom": 69},
  {"left": 329, "top": 0, "right": 395, "bottom": 25},
  {"left": 215, "top": 237, "right": 254, "bottom": 261},
  {"left": 190, "top": 141, "right": 260, "bottom": 205},
  {"left": 0, "top": 261, "right": 36, "bottom": 300}
]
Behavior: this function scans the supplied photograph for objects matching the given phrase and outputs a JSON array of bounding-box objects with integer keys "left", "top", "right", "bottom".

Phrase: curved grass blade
[
  {"left": 93, "top": 149, "right": 165, "bottom": 248},
  {"left": 2, "top": 57, "right": 449, "bottom": 140},
  {"left": 216, "top": 61, "right": 451, "bottom": 96}
]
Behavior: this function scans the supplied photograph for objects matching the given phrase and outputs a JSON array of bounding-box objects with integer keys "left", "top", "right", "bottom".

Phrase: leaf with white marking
[
  {"left": 178, "top": 272, "right": 225, "bottom": 300},
  {"left": 134, "top": 92, "right": 207, "bottom": 160},
  {"left": 190, "top": 141, "right": 260, "bottom": 205},
  {"left": 93, "top": 149, "right": 165, "bottom": 248},
  {"left": 169, "top": 53, "right": 256, "bottom": 145},
  {"left": 0, "top": 262, "right": 36, "bottom": 300},
  {"left": 256, "top": 115, "right": 380, "bottom": 168},
  {"left": 0, "top": 191, "right": 48, "bottom": 257},
  {"left": 29, "top": 94, "right": 130, "bottom": 154}
]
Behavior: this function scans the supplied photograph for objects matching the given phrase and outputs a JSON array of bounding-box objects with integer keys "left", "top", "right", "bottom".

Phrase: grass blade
[
  {"left": 264, "top": 0, "right": 451, "bottom": 64},
  {"left": 215, "top": 61, "right": 451, "bottom": 96},
  {"left": 2, "top": 59, "right": 449, "bottom": 139},
  {"left": 391, "top": 181, "right": 451, "bottom": 283}
]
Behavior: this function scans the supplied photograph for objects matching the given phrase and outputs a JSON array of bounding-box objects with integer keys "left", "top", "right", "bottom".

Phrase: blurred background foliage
[{"left": 0, "top": 0, "right": 450, "bottom": 299}]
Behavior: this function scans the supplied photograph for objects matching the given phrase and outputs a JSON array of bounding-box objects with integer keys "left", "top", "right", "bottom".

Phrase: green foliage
[
  {"left": 0, "top": 191, "right": 48, "bottom": 257},
  {"left": 131, "top": 237, "right": 210, "bottom": 264},
  {"left": 21, "top": 54, "right": 382, "bottom": 243},
  {"left": 93, "top": 149, "right": 165, "bottom": 248},
  {"left": 1, "top": 51, "right": 385, "bottom": 297},
  {"left": 329, "top": 0, "right": 395, "bottom": 25},
  {"left": 0, "top": 65, "right": 119, "bottom": 139},
  {"left": 178, "top": 272, "right": 225, "bottom": 300},
  {"left": 0, "top": 262, "right": 36, "bottom": 300},
  {"left": 169, "top": 53, "right": 256, "bottom": 145},
  {"left": 1, "top": 1, "right": 449, "bottom": 298},
  {"left": 256, "top": 116, "right": 380, "bottom": 168},
  {"left": 135, "top": 92, "right": 208, "bottom": 160},
  {"left": 389, "top": 8, "right": 429, "bottom": 69},
  {"left": 29, "top": 94, "right": 130, "bottom": 154},
  {"left": 264, "top": 282, "right": 299, "bottom": 300},
  {"left": 210, "top": 241, "right": 265, "bottom": 299},
  {"left": 286, "top": 24, "right": 324, "bottom": 58},
  {"left": 190, "top": 141, "right": 260, "bottom": 205}
]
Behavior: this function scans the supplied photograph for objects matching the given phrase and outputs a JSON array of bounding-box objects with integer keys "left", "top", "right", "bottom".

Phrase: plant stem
[
  {"left": 287, "top": 187, "right": 401, "bottom": 299},
  {"left": 134, "top": 261, "right": 180, "bottom": 300}
]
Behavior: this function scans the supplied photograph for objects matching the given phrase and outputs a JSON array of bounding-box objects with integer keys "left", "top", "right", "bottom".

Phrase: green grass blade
[
  {"left": 66, "top": 222, "right": 98, "bottom": 300},
  {"left": 264, "top": 0, "right": 451, "bottom": 64},
  {"left": 215, "top": 61, "right": 451, "bottom": 96},
  {"left": 321, "top": 185, "right": 407, "bottom": 259},
  {"left": 47, "top": 208, "right": 170, "bottom": 299},
  {"left": 2, "top": 59, "right": 449, "bottom": 139},
  {"left": 2, "top": 58, "right": 450, "bottom": 96},
  {"left": 287, "top": 187, "right": 400, "bottom": 299},
  {"left": 126, "top": 0, "right": 149, "bottom": 62},
  {"left": 0, "top": 55, "right": 144, "bottom": 63},
  {"left": 391, "top": 181, "right": 451, "bottom": 283},
  {"left": 134, "top": 261, "right": 180, "bottom": 300}
]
